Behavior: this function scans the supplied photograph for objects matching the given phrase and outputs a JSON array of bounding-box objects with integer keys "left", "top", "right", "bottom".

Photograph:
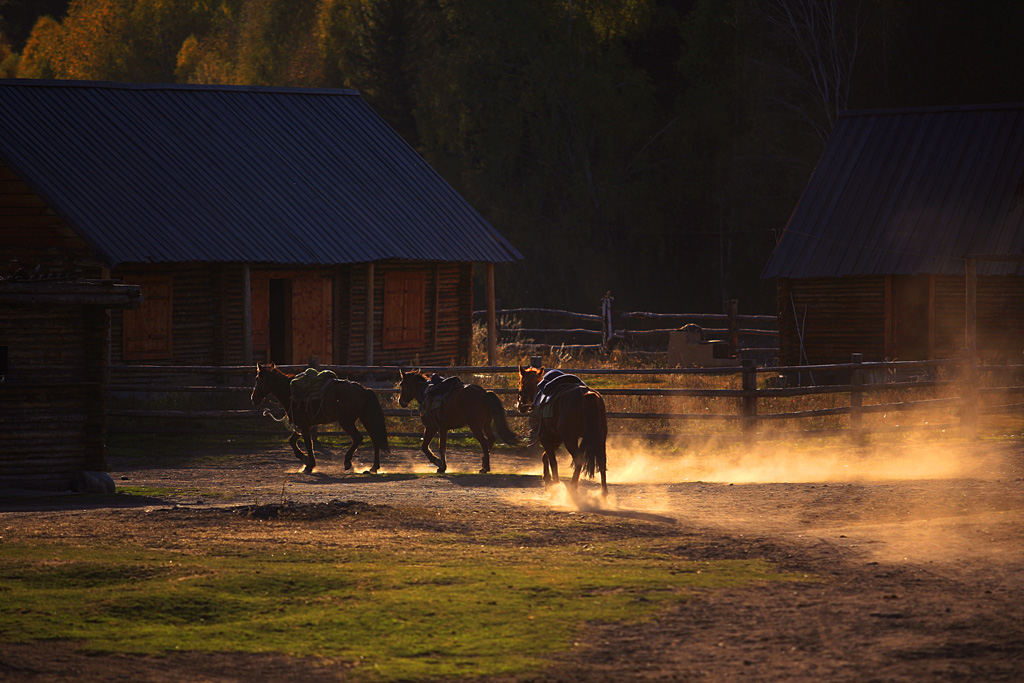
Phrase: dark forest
[{"left": 3, "top": 0, "right": 1024, "bottom": 315}]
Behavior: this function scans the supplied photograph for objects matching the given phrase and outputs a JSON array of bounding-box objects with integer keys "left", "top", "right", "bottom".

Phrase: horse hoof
[
  {"left": 367, "top": 468, "right": 379, "bottom": 475},
  {"left": 478, "top": 468, "right": 489, "bottom": 474},
  {"left": 303, "top": 466, "right": 314, "bottom": 474},
  {"left": 344, "top": 461, "right": 353, "bottom": 471}
]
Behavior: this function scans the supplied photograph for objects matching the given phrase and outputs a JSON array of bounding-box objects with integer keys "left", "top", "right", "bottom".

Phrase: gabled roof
[
  {"left": 0, "top": 79, "right": 522, "bottom": 267},
  {"left": 763, "top": 104, "right": 1024, "bottom": 279}
]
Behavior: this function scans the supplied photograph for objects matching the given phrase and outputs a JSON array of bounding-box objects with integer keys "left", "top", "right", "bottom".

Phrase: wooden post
[
  {"left": 741, "top": 359, "right": 757, "bottom": 441},
  {"left": 960, "top": 349, "right": 978, "bottom": 440},
  {"left": 963, "top": 258, "right": 978, "bottom": 440},
  {"left": 725, "top": 299, "right": 739, "bottom": 357},
  {"left": 850, "top": 353, "right": 864, "bottom": 445},
  {"left": 364, "top": 262, "right": 375, "bottom": 367},
  {"left": 601, "top": 291, "right": 614, "bottom": 350},
  {"left": 965, "top": 257, "right": 977, "bottom": 360},
  {"left": 242, "top": 264, "right": 253, "bottom": 366},
  {"left": 486, "top": 262, "right": 497, "bottom": 366}
]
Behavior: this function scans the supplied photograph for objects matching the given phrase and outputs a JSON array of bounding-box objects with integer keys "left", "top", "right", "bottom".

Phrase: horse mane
[
  {"left": 403, "top": 369, "right": 430, "bottom": 381},
  {"left": 260, "top": 362, "right": 294, "bottom": 379},
  {"left": 518, "top": 365, "right": 544, "bottom": 386}
]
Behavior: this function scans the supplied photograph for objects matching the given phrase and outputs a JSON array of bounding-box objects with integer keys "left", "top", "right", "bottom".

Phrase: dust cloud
[
  {"left": 523, "top": 437, "right": 1019, "bottom": 544},
  {"left": 606, "top": 437, "right": 1008, "bottom": 485}
]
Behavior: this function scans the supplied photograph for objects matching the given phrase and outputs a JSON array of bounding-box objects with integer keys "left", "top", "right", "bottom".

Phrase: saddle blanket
[{"left": 290, "top": 367, "right": 339, "bottom": 401}]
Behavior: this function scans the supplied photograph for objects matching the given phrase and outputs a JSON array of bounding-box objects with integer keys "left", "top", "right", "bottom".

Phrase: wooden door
[
  {"left": 382, "top": 270, "right": 426, "bottom": 349},
  {"left": 891, "top": 275, "right": 931, "bottom": 360},
  {"left": 123, "top": 274, "right": 173, "bottom": 360},
  {"left": 250, "top": 275, "right": 270, "bottom": 363},
  {"left": 291, "top": 275, "right": 333, "bottom": 365}
]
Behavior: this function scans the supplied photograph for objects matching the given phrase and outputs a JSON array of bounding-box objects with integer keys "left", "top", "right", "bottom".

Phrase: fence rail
[
  {"left": 472, "top": 299, "right": 779, "bottom": 362},
  {"left": 106, "top": 357, "right": 1024, "bottom": 443}
]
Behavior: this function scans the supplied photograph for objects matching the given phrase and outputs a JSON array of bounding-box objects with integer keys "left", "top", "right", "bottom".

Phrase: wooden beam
[
  {"left": 433, "top": 263, "right": 441, "bottom": 352},
  {"left": 365, "top": 262, "right": 375, "bottom": 365},
  {"left": 927, "top": 274, "right": 936, "bottom": 359},
  {"left": 486, "top": 263, "right": 497, "bottom": 366},
  {"left": 242, "top": 264, "right": 252, "bottom": 365},
  {"left": 884, "top": 275, "right": 893, "bottom": 359},
  {"left": 965, "top": 256, "right": 977, "bottom": 359}
]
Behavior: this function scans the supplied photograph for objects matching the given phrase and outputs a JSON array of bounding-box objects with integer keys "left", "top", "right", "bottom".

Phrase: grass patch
[{"left": 0, "top": 533, "right": 806, "bottom": 680}]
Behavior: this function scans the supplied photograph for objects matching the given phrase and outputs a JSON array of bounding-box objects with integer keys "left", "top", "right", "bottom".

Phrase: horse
[
  {"left": 516, "top": 365, "right": 608, "bottom": 497},
  {"left": 251, "top": 362, "right": 390, "bottom": 474},
  {"left": 397, "top": 369, "right": 520, "bottom": 474}
]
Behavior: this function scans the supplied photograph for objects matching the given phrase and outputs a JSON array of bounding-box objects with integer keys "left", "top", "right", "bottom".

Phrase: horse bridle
[
  {"left": 516, "top": 380, "right": 537, "bottom": 413},
  {"left": 251, "top": 369, "right": 272, "bottom": 406},
  {"left": 398, "top": 372, "right": 426, "bottom": 408}
]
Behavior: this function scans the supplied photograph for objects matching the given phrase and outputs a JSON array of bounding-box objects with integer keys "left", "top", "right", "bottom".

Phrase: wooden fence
[
  {"left": 107, "top": 356, "right": 1024, "bottom": 444},
  {"left": 472, "top": 297, "right": 779, "bottom": 365}
]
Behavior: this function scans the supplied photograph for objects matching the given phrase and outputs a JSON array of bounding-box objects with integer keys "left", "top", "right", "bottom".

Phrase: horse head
[
  {"left": 398, "top": 369, "right": 427, "bottom": 408},
  {"left": 251, "top": 362, "right": 277, "bottom": 406},
  {"left": 516, "top": 364, "right": 544, "bottom": 412}
]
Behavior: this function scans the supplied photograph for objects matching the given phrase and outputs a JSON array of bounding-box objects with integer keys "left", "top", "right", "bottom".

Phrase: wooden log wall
[
  {"left": 934, "top": 276, "right": 967, "bottom": 358},
  {"left": 778, "top": 277, "right": 887, "bottom": 365},
  {"left": 977, "top": 276, "right": 1024, "bottom": 361},
  {"left": 0, "top": 160, "right": 104, "bottom": 276},
  {"left": 780, "top": 274, "right": 1024, "bottom": 365},
  {"left": 341, "top": 261, "right": 472, "bottom": 366},
  {"left": 0, "top": 303, "right": 109, "bottom": 489},
  {"left": 113, "top": 264, "right": 225, "bottom": 366}
]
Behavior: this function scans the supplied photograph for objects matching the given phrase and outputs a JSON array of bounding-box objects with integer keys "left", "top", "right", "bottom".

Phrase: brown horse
[
  {"left": 516, "top": 366, "right": 608, "bottom": 496},
  {"left": 397, "top": 369, "right": 520, "bottom": 473},
  {"left": 251, "top": 363, "right": 390, "bottom": 474}
]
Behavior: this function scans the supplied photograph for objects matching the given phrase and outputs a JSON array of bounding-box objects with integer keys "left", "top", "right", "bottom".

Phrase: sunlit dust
[{"left": 606, "top": 437, "right": 1007, "bottom": 485}]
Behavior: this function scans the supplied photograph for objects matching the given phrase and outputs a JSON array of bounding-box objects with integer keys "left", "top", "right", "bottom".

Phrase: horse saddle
[
  {"left": 290, "top": 368, "right": 339, "bottom": 403},
  {"left": 534, "top": 371, "right": 585, "bottom": 418},
  {"left": 422, "top": 375, "right": 463, "bottom": 426}
]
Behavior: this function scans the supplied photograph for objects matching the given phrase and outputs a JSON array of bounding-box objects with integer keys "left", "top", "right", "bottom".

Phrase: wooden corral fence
[
  {"left": 107, "top": 356, "right": 1023, "bottom": 444},
  {"left": 473, "top": 296, "right": 779, "bottom": 365}
]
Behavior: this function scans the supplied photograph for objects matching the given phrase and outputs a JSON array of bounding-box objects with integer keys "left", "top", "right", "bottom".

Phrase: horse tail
[
  {"left": 361, "top": 387, "right": 391, "bottom": 454},
  {"left": 581, "top": 390, "right": 607, "bottom": 478},
  {"left": 485, "top": 391, "right": 521, "bottom": 445}
]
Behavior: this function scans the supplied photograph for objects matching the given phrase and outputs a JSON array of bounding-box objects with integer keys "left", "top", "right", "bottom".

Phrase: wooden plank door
[
  {"left": 250, "top": 275, "right": 270, "bottom": 363},
  {"left": 291, "top": 275, "right": 333, "bottom": 365}
]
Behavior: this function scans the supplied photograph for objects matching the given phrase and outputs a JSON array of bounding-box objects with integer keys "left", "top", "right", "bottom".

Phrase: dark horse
[
  {"left": 516, "top": 365, "right": 608, "bottom": 496},
  {"left": 397, "top": 369, "right": 520, "bottom": 473},
  {"left": 251, "top": 362, "right": 390, "bottom": 474}
]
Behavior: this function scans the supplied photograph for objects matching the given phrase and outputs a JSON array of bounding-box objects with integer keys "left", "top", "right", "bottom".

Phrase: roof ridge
[
  {"left": 840, "top": 102, "right": 1024, "bottom": 118},
  {"left": 0, "top": 78, "right": 361, "bottom": 97}
]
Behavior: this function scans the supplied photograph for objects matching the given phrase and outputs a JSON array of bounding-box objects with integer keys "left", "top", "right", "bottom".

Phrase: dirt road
[{"left": 2, "top": 438, "right": 1023, "bottom": 681}]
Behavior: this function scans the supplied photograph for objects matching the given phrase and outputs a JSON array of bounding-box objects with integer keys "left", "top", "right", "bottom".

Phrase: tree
[
  {"left": 752, "top": 0, "right": 863, "bottom": 143},
  {"left": 16, "top": 14, "right": 62, "bottom": 78}
]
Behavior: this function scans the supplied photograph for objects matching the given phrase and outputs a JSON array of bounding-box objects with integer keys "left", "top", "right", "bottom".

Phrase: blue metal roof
[
  {"left": 763, "top": 104, "right": 1024, "bottom": 279},
  {"left": 0, "top": 79, "right": 522, "bottom": 266}
]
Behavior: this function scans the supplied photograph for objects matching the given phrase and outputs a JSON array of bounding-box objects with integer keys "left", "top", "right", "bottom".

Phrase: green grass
[{"left": 0, "top": 534, "right": 807, "bottom": 681}]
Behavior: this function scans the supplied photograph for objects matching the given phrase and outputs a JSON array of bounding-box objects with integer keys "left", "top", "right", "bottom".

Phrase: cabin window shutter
[
  {"left": 382, "top": 271, "right": 426, "bottom": 349},
  {"left": 123, "top": 275, "right": 173, "bottom": 360}
]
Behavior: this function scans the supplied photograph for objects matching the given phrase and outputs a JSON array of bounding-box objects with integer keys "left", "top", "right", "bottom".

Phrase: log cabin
[
  {"left": 763, "top": 104, "right": 1024, "bottom": 366},
  {"left": 0, "top": 79, "right": 522, "bottom": 369}
]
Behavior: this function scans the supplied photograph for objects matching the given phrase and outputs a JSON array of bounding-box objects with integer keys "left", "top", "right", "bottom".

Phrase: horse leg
[
  {"left": 469, "top": 423, "right": 493, "bottom": 474},
  {"left": 288, "top": 430, "right": 311, "bottom": 469},
  {"left": 564, "top": 438, "right": 584, "bottom": 490},
  {"left": 302, "top": 431, "right": 317, "bottom": 474},
  {"left": 420, "top": 424, "right": 442, "bottom": 469},
  {"left": 541, "top": 434, "right": 562, "bottom": 486},
  {"left": 436, "top": 429, "right": 449, "bottom": 474},
  {"left": 339, "top": 419, "right": 362, "bottom": 471}
]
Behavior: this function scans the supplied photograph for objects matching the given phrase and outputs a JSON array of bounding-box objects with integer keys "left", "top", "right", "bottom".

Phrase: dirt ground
[{"left": 2, "top": 437, "right": 1024, "bottom": 682}]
